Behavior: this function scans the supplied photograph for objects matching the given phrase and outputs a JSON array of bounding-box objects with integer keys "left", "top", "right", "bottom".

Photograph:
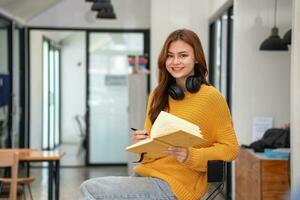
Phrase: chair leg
[
  {"left": 205, "top": 183, "right": 224, "bottom": 200},
  {"left": 22, "top": 185, "right": 27, "bottom": 200},
  {"left": 27, "top": 185, "right": 34, "bottom": 200}
]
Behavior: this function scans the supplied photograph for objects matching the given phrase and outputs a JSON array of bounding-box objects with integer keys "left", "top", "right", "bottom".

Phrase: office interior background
[{"left": 0, "top": 0, "right": 300, "bottom": 199}]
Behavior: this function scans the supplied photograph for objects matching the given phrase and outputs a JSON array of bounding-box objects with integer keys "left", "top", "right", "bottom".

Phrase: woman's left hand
[{"left": 164, "top": 147, "right": 189, "bottom": 163}]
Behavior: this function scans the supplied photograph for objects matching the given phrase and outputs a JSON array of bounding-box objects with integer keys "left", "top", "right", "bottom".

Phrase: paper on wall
[{"left": 252, "top": 117, "right": 273, "bottom": 141}]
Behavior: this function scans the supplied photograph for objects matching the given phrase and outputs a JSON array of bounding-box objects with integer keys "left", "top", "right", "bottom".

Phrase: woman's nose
[{"left": 172, "top": 56, "right": 180, "bottom": 65}]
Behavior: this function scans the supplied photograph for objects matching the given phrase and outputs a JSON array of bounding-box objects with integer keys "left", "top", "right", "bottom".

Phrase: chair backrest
[
  {"left": 74, "top": 115, "right": 86, "bottom": 137},
  {"left": 207, "top": 160, "right": 225, "bottom": 183},
  {"left": 0, "top": 151, "right": 19, "bottom": 200}
]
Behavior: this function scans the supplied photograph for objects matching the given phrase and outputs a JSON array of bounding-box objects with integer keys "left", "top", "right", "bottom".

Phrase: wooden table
[
  {"left": 235, "top": 148, "right": 289, "bottom": 200},
  {"left": 0, "top": 149, "right": 65, "bottom": 200}
]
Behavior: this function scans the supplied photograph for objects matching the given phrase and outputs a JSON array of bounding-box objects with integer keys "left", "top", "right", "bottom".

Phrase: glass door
[
  {"left": 209, "top": 7, "right": 233, "bottom": 105},
  {"left": 12, "top": 25, "right": 22, "bottom": 148},
  {"left": 42, "top": 38, "right": 61, "bottom": 150},
  {"left": 87, "top": 32, "right": 144, "bottom": 164}
]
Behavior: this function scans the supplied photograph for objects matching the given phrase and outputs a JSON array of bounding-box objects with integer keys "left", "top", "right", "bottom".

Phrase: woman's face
[{"left": 165, "top": 40, "right": 196, "bottom": 80}]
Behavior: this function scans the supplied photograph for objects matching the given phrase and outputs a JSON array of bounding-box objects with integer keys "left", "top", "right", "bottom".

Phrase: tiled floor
[
  {"left": 59, "top": 143, "right": 85, "bottom": 167},
  {"left": 29, "top": 166, "right": 128, "bottom": 200}
]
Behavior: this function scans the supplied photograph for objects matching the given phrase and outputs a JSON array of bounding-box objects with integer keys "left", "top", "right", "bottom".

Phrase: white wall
[
  {"left": 232, "top": 0, "right": 292, "bottom": 145},
  {"left": 27, "top": 0, "right": 150, "bottom": 29},
  {"left": 60, "top": 32, "right": 86, "bottom": 143},
  {"left": 291, "top": 0, "right": 300, "bottom": 193},
  {"left": 150, "top": 0, "right": 210, "bottom": 89}
]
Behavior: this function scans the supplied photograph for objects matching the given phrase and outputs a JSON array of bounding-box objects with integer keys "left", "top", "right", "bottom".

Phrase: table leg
[
  {"left": 26, "top": 162, "right": 30, "bottom": 177},
  {"left": 49, "top": 161, "right": 54, "bottom": 200},
  {"left": 55, "top": 160, "right": 60, "bottom": 200}
]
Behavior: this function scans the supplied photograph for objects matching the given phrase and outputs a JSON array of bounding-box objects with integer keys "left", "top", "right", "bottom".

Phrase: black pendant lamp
[
  {"left": 96, "top": 7, "right": 116, "bottom": 19},
  {"left": 259, "top": 0, "right": 288, "bottom": 51},
  {"left": 91, "top": 0, "right": 113, "bottom": 11},
  {"left": 91, "top": 0, "right": 117, "bottom": 19},
  {"left": 282, "top": 29, "right": 292, "bottom": 45}
]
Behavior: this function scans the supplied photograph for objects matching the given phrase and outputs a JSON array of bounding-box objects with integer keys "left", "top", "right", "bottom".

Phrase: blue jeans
[{"left": 79, "top": 176, "right": 177, "bottom": 200}]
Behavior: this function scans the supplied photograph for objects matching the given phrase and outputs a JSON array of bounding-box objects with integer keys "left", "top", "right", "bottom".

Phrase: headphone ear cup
[
  {"left": 186, "top": 76, "right": 201, "bottom": 93},
  {"left": 168, "top": 84, "right": 185, "bottom": 100}
]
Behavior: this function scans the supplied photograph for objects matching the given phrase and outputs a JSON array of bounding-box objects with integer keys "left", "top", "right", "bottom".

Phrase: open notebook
[{"left": 126, "top": 111, "right": 207, "bottom": 159}]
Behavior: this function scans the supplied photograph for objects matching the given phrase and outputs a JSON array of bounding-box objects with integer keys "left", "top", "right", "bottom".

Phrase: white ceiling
[{"left": 0, "top": 0, "right": 62, "bottom": 22}]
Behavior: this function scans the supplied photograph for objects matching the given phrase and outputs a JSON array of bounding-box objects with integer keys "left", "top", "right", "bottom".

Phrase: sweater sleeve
[
  {"left": 140, "top": 92, "right": 155, "bottom": 163},
  {"left": 183, "top": 90, "right": 240, "bottom": 172}
]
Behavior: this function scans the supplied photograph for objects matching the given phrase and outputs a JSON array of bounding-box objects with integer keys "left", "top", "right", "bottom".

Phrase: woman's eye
[
  {"left": 179, "top": 54, "right": 188, "bottom": 58},
  {"left": 167, "top": 55, "right": 173, "bottom": 58}
]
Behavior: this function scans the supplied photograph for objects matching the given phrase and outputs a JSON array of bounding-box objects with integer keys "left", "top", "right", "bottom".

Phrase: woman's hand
[
  {"left": 132, "top": 129, "right": 149, "bottom": 144},
  {"left": 164, "top": 147, "right": 189, "bottom": 163}
]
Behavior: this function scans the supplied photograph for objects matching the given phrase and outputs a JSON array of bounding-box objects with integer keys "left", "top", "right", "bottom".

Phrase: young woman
[{"left": 80, "top": 29, "right": 239, "bottom": 200}]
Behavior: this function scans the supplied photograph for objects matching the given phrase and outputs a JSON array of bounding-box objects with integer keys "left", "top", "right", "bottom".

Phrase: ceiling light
[
  {"left": 282, "top": 29, "right": 291, "bottom": 45},
  {"left": 91, "top": 0, "right": 113, "bottom": 11},
  {"left": 96, "top": 7, "right": 116, "bottom": 19},
  {"left": 90, "top": 0, "right": 117, "bottom": 19}
]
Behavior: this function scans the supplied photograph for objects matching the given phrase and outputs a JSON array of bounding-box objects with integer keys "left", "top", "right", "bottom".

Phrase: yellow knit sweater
[{"left": 134, "top": 84, "right": 239, "bottom": 200}]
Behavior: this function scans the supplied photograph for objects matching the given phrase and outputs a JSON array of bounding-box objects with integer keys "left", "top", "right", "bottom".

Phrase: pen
[{"left": 131, "top": 127, "right": 149, "bottom": 136}]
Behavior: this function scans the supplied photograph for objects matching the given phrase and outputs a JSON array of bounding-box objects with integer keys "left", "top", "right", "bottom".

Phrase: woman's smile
[{"left": 171, "top": 66, "right": 185, "bottom": 72}]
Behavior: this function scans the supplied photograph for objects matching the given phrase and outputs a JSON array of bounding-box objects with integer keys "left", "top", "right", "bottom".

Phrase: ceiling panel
[{"left": 0, "top": 0, "right": 62, "bottom": 21}]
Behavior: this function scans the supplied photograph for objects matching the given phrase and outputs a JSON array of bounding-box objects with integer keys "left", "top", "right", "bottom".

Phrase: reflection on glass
[
  {"left": 54, "top": 50, "right": 60, "bottom": 146},
  {"left": 221, "top": 13, "right": 228, "bottom": 98},
  {"left": 43, "top": 41, "right": 49, "bottom": 149},
  {"left": 42, "top": 39, "right": 61, "bottom": 150},
  {"left": 49, "top": 48, "right": 55, "bottom": 149},
  {"left": 215, "top": 19, "right": 222, "bottom": 91}
]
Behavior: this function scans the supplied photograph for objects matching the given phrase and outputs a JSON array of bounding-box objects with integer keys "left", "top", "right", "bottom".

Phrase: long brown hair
[{"left": 149, "top": 29, "right": 209, "bottom": 124}]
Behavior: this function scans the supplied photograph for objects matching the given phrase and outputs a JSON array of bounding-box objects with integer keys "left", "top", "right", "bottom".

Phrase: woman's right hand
[{"left": 132, "top": 129, "right": 149, "bottom": 144}]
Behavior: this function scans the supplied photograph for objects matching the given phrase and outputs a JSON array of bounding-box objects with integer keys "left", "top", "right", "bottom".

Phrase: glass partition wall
[
  {"left": 12, "top": 25, "right": 24, "bottom": 148},
  {"left": 0, "top": 17, "right": 11, "bottom": 148},
  {"left": 87, "top": 31, "right": 145, "bottom": 164},
  {"left": 209, "top": 7, "right": 233, "bottom": 105}
]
